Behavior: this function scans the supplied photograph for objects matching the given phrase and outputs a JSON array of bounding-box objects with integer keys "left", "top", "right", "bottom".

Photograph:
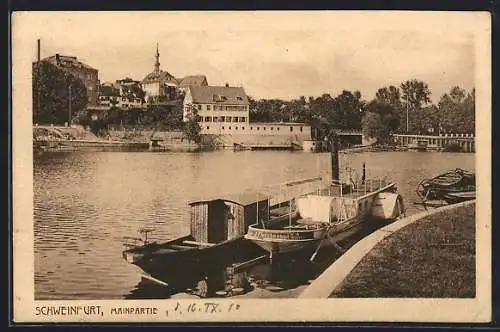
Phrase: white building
[
  {"left": 183, "top": 85, "right": 250, "bottom": 125},
  {"left": 141, "top": 44, "right": 179, "bottom": 103}
]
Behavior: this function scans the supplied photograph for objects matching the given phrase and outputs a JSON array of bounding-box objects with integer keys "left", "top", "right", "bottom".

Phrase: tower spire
[{"left": 154, "top": 42, "right": 160, "bottom": 73}]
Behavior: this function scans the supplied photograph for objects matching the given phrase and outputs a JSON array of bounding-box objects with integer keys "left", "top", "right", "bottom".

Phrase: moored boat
[
  {"left": 244, "top": 179, "right": 405, "bottom": 258},
  {"left": 416, "top": 168, "right": 475, "bottom": 204},
  {"left": 122, "top": 192, "right": 272, "bottom": 283}
]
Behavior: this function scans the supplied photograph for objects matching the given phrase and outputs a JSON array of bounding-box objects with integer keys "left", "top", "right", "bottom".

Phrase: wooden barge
[{"left": 123, "top": 192, "right": 272, "bottom": 283}]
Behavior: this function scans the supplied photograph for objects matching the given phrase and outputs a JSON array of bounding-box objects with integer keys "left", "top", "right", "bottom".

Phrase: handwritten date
[{"left": 166, "top": 302, "right": 240, "bottom": 316}]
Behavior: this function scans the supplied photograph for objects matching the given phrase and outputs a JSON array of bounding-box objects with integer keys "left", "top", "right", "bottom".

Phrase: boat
[
  {"left": 244, "top": 179, "right": 405, "bottom": 259},
  {"left": 245, "top": 132, "right": 405, "bottom": 259},
  {"left": 416, "top": 168, "right": 475, "bottom": 203},
  {"left": 408, "top": 140, "right": 428, "bottom": 152},
  {"left": 122, "top": 192, "right": 272, "bottom": 283},
  {"left": 442, "top": 191, "right": 476, "bottom": 204}
]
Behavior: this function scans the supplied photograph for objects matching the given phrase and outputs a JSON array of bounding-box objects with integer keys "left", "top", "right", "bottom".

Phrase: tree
[
  {"left": 334, "top": 90, "right": 364, "bottom": 129},
  {"left": 376, "top": 85, "right": 402, "bottom": 109},
  {"left": 32, "top": 61, "right": 88, "bottom": 124},
  {"left": 437, "top": 86, "right": 475, "bottom": 134},
  {"left": 362, "top": 99, "right": 401, "bottom": 144},
  {"left": 400, "top": 79, "right": 432, "bottom": 133},
  {"left": 183, "top": 105, "right": 202, "bottom": 144}
]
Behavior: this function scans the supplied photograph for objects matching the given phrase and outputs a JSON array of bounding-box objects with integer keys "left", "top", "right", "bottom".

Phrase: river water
[{"left": 33, "top": 150, "right": 475, "bottom": 300}]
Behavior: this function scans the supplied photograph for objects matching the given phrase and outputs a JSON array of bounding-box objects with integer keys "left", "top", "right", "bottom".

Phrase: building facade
[
  {"left": 183, "top": 85, "right": 250, "bottom": 125},
  {"left": 97, "top": 79, "right": 145, "bottom": 109},
  {"left": 42, "top": 54, "right": 100, "bottom": 106}
]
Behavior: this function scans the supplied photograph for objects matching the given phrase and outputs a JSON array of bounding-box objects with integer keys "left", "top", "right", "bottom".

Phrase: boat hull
[
  {"left": 123, "top": 236, "right": 264, "bottom": 283},
  {"left": 245, "top": 182, "right": 402, "bottom": 257}
]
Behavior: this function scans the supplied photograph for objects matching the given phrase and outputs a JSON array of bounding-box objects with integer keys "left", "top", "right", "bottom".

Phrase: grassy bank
[{"left": 330, "top": 203, "right": 475, "bottom": 298}]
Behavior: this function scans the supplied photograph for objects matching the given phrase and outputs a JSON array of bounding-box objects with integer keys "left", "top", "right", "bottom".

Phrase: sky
[{"left": 13, "top": 11, "right": 484, "bottom": 103}]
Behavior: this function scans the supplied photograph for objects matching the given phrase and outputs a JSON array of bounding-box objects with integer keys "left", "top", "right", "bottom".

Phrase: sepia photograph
[{"left": 12, "top": 11, "right": 491, "bottom": 323}]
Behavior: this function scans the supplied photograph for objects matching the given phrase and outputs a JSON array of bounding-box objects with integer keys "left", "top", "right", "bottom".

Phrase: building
[
  {"left": 42, "top": 54, "right": 100, "bottom": 106},
  {"left": 97, "top": 79, "right": 145, "bottom": 109},
  {"left": 183, "top": 85, "right": 250, "bottom": 125},
  {"left": 141, "top": 44, "right": 179, "bottom": 103}
]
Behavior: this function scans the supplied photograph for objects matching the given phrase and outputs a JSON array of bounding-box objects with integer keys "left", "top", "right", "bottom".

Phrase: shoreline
[{"left": 300, "top": 200, "right": 476, "bottom": 299}]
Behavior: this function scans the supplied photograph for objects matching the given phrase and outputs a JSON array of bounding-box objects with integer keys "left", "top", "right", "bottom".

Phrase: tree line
[
  {"left": 248, "top": 80, "right": 475, "bottom": 144},
  {"left": 33, "top": 61, "right": 474, "bottom": 145}
]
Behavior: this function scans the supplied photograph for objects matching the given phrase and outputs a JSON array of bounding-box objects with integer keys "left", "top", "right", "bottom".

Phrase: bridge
[{"left": 393, "top": 133, "right": 475, "bottom": 152}]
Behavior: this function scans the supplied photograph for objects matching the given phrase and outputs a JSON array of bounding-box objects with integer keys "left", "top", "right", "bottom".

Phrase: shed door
[{"left": 207, "top": 200, "right": 228, "bottom": 244}]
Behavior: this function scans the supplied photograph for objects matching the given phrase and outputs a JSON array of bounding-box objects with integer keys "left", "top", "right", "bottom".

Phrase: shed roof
[{"left": 188, "top": 191, "right": 269, "bottom": 207}]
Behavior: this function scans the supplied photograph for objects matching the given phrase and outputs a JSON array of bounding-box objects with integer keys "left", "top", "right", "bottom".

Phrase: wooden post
[
  {"left": 362, "top": 162, "right": 366, "bottom": 184},
  {"left": 36, "top": 39, "right": 41, "bottom": 124},
  {"left": 330, "top": 134, "right": 340, "bottom": 183},
  {"left": 68, "top": 85, "right": 72, "bottom": 126}
]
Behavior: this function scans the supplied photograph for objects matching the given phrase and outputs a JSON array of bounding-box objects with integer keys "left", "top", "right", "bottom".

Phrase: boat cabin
[
  {"left": 296, "top": 195, "right": 358, "bottom": 223},
  {"left": 188, "top": 192, "right": 270, "bottom": 244}
]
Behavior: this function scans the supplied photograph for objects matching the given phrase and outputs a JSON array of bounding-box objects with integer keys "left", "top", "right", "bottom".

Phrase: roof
[
  {"left": 188, "top": 191, "right": 269, "bottom": 207},
  {"left": 43, "top": 54, "right": 97, "bottom": 71},
  {"left": 178, "top": 75, "right": 208, "bottom": 88},
  {"left": 142, "top": 70, "right": 178, "bottom": 85},
  {"left": 188, "top": 86, "right": 249, "bottom": 105}
]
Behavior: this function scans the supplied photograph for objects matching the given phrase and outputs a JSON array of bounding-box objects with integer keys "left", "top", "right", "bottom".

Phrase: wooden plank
[
  {"left": 232, "top": 254, "right": 269, "bottom": 272},
  {"left": 182, "top": 240, "right": 216, "bottom": 247},
  {"left": 141, "top": 273, "right": 169, "bottom": 287}
]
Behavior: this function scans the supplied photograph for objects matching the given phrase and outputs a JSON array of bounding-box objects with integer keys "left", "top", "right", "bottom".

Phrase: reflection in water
[{"left": 34, "top": 151, "right": 475, "bottom": 299}]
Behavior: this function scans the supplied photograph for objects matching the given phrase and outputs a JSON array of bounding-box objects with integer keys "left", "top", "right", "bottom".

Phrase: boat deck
[{"left": 310, "top": 179, "right": 393, "bottom": 200}]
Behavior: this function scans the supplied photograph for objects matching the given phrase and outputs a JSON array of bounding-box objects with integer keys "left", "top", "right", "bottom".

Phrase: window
[
  {"left": 220, "top": 116, "right": 225, "bottom": 122},
  {"left": 300, "top": 126, "right": 303, "bottom": 132},
  {"left": 250, "top": 127, "right": 253, "bottom": 130},
  {"left": 242, "top": 127, "right": 245, "bottom": 130},
  {"left": 205, "top": 116, "right": 212, "bottom": 122},
  {"left": 197, "top": 104, "right": 202, "bottom": 110},
  {"left": 277, "top": 127, "right": 280, "bottom": 131},
  {"left": 263, "top": 127, "right": 266, "bottom": 131},
  {"left": 290, "top": 126, "right": 293, "bottom": 132},
  {"left": 222, "top": 126, "right": 225, "bottom": 130},
  {"left": 236, "top": 96, "right": 243, "bottom": 100},
  {"left": 206, "top": 126, "right": 210, "bottom": 130},
  {"left": 270, "top": 127, "right": 274, "bottom": 131},
  {"left": 229, "top": 126, "right": 231, "bottom": 130},
  {"left": 235, "top": 127, "right": 238, "bottom": 130},
  {"left": 240, "top": 117, "right": 246, "bottom": 122},
  {"left": 207, "top": 105, "right": 211, "bottom": 111},
  {"left": 257, "top": 127, "right": 260, "bottom": 131},
  {"left": 233, "top": 117, "right": 239, "bottom": 122},
  {"left": 226, "top": 117, "right": 231, "bottom": 123}
]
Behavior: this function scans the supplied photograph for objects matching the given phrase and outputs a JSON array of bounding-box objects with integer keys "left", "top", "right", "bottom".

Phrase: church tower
[{"left": 154, "top": 43, "right": 160, "bottom": 73}]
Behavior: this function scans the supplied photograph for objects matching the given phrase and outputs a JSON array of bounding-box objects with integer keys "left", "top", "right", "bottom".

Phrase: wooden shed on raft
[{"left": 188, "top": 192, "right": 270, "bottom": 245}]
